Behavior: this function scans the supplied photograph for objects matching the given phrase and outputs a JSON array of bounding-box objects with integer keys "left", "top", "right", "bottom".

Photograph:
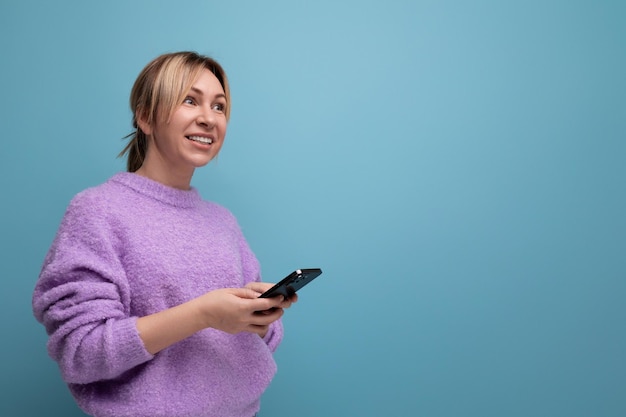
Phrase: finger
[
  {"left": 273, "top": 294, "right": 296, "bottom": 309},
  {"left": 232, "top": 287, "right": 265, "bottom": 300},
  {"left": 251, "top": 295, "right": 285, "bottom": 311},
  {"left": 245, "top": 282, "right": 274, "bottom": 294},
  {"left": 283, "top": 293, "right": 298, "bottom": 306},
  {"left": 252, "top": 308, "right": 283, "bottom": 324}
]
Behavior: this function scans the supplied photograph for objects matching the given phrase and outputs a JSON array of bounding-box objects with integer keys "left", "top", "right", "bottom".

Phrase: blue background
[{"left": 1, "top": 1, "right": 625, "bottom": 416}]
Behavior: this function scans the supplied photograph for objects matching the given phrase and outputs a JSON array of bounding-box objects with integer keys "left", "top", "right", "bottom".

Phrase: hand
[
  {"left": 196, "top": 287, "right": 287, "bottom": 337},
  {"left": 137, "top": 283, "right": 294, "bottom": 354}
]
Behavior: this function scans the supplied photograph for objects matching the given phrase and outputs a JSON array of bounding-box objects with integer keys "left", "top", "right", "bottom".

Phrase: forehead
[{"left": 189, "top": 68, "right": 225, "bottom": 97}]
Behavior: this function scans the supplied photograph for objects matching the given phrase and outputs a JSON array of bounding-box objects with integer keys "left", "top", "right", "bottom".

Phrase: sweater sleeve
[{"left": 32, "top": 191, "right": 153, "bottom": 384}]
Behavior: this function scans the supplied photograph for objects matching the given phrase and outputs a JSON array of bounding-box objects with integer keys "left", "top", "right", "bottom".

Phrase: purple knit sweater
[{"left": 32, "top": 172, "right": 283, "bottom": 417}]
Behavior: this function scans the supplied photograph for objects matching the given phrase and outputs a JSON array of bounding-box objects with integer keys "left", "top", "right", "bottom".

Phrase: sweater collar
[{"left": 110, "top": 172, "right": 202, "bottom": 208}]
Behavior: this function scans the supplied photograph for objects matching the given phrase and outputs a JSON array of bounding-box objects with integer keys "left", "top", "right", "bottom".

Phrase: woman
[{"left": 32, "top": 51, "right": 294, "bottom": 417}]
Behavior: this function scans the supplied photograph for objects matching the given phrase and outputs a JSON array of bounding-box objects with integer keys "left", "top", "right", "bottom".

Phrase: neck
[{"left": 135, "top": 163, "right": 194, "bottom": 190}]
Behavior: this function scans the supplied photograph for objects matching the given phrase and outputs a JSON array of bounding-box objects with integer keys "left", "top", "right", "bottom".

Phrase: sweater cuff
[
  {"left": 262, "top": 319, "right": 284, "bottom": 352},
  {"left": 115, "top": 317, "right": 155, "bottom": 368}
]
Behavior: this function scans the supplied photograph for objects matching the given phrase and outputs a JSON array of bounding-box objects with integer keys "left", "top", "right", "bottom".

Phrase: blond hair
[{"left": 119, "top": 51, "right": 231, "bottom": 172}]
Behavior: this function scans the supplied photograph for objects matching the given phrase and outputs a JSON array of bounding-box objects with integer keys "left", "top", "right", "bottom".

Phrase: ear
[{"left": 136, "top": 110, "right": 153, "bottom": 136}]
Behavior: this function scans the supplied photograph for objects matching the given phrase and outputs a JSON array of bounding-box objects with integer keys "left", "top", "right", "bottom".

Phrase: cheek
[{"left": 219, "top": 121, "right": 228, "bottom": 138}]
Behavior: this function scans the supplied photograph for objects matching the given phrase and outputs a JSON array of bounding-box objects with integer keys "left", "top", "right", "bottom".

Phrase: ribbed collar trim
[{"left": 110, "top": 172, "right": 202, "bottom": 208}]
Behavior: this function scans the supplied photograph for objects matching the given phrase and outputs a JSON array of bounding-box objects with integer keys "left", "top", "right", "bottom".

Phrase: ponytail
[{"left": 118, "top": 121, "right": 147, "bottom": 172}]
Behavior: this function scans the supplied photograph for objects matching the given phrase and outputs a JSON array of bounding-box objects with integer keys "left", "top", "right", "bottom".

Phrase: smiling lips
[{"left": 186, "top": 135, "right": 213, "bottom": 145}]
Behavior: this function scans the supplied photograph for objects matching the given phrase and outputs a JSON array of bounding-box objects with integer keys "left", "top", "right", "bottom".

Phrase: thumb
[{"left": 232, "top": 287, "right": 263, "bottom": 299}]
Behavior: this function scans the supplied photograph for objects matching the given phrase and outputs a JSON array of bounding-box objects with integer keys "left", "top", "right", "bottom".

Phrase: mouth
[{"left": 186, "top": 135, "right": 214, "bottom": 145}]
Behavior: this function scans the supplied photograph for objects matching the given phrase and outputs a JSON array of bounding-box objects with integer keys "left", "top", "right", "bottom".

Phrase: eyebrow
[{"left": 189, "top": 87, "right": 226, "bottom": 100}]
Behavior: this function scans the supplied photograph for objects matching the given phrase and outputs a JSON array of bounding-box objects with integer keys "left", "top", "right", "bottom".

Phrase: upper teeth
[{"left": 188, "top": 136, "right": 213, "bottom": 144}]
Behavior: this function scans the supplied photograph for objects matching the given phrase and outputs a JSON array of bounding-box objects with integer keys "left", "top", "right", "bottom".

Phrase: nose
[{"left": 196, "top": 105, "right": 216, "bottom": 128}]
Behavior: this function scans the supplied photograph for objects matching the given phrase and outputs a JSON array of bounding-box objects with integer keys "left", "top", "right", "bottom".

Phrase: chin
[{"left": 192, "top": 155, "right": 218, "bottom": 167}]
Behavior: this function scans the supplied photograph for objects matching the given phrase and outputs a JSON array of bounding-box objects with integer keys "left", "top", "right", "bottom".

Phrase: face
[{"left": 137, "top": 68, "right": 227, "bottom": 188}]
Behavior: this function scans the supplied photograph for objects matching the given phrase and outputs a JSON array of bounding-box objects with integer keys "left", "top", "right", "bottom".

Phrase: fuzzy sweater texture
[{"left": 32, "top": 172, "right": 282, "bottom": 417}]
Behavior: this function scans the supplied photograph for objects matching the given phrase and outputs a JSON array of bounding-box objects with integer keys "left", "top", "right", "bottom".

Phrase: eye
[
  {"left": 183, "top": 96, "right": 196, "bottom": 105},
  {"left": 212, "top": 102, "right": 226, "bottom": 112}
]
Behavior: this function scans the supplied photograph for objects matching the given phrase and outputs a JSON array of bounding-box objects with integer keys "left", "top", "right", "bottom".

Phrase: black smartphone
[{"left": 259, "top": 268, "right": 323, "bottom": 299}]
